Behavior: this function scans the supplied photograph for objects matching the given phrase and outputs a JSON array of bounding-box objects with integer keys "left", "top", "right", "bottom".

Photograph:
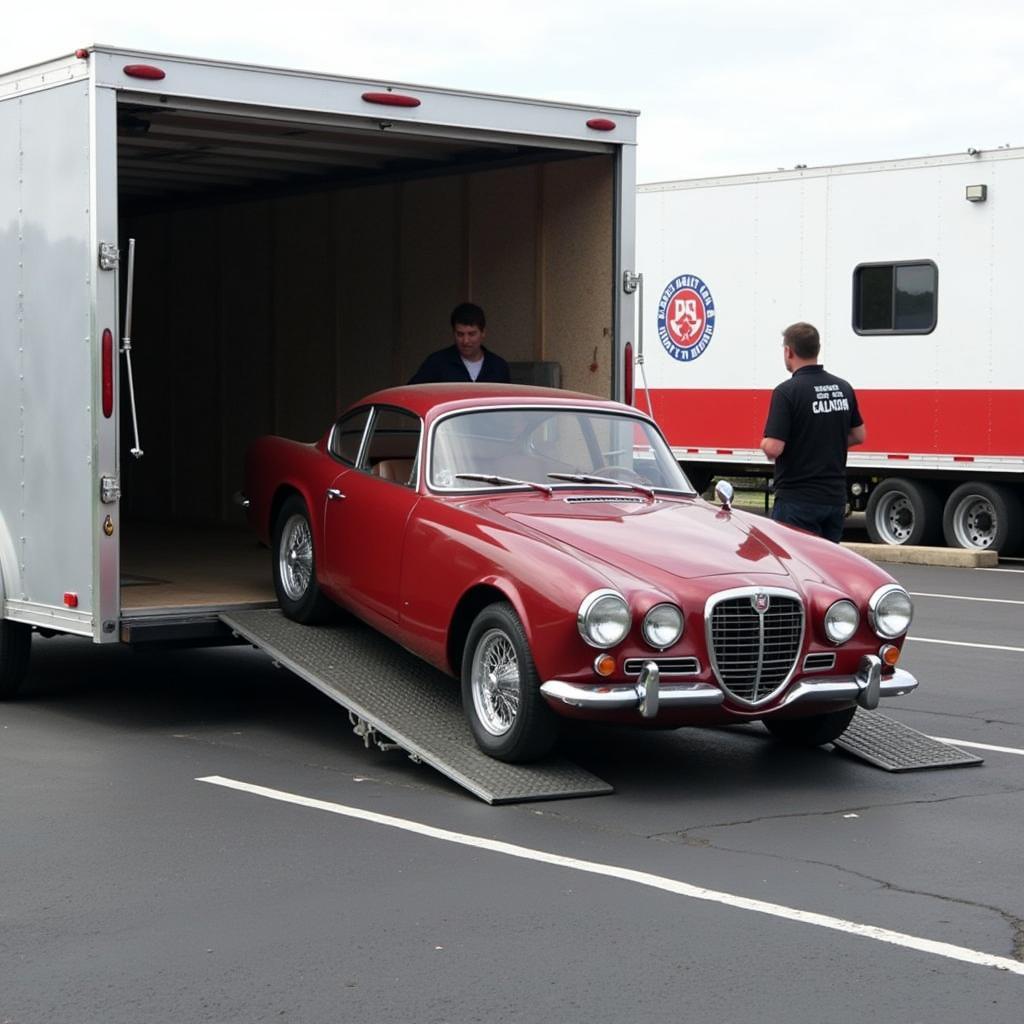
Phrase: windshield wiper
[
  {"left": 546, "top": 472, "right": 656, "bottom": 499},
  {"left": 456, "top": 473, "right": 553, "bottom": 495}
]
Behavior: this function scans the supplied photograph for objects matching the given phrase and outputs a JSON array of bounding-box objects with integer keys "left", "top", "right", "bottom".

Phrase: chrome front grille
[{"left": 706, "top": 589, "right": 804, "bottom": 704}]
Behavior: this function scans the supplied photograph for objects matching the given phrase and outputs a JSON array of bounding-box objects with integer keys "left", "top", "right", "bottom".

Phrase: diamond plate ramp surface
[
  {"left": 220, "top": 608, "right": 612, "bottom": 804},
  {"left": 833, "top": 709, "right": 984, "bottom": 771}
]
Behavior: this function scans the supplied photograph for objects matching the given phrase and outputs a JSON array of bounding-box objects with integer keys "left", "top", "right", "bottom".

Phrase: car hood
[{"left": 480, "top": 493, "right": 804, "bottom": 582}]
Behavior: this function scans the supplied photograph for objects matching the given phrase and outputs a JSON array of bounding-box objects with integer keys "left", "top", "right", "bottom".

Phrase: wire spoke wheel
[
  {"left": 470, "top": 628, "right": 522, "bottom": 736},
  {"left": 278, "top": 513, "right": 314, "bottom": 600}
]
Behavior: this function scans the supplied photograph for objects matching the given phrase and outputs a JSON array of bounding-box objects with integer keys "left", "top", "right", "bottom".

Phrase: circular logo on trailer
[{"left": 657, "top": 274, "right": 716, "bottom": 362}]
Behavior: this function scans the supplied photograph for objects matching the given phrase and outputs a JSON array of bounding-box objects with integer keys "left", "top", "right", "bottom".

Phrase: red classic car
[{"left": 242, "top": 383, "right": 917, "bottom": 763}]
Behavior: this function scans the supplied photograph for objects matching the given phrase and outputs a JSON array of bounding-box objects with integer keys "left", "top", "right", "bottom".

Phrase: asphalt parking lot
[{"left": 2, "top": 558, "right": 1022, "bottom": 1023}]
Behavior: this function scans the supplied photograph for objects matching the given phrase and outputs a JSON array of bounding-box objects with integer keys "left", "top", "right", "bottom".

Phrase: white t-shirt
[{"left": 462, "top": 356, "right": 484, "bottom": 381}]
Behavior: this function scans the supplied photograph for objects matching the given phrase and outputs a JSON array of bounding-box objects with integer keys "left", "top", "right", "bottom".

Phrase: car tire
[
  {"left": 461, "top": 602, "right": 559, "bottom": 763},
  {"left": 865, "top": 478, "right": 942, "bottom": 546},
  {"left": 0, "top": 619, "right": 32, "bottom": 700},
  {"left": 942, "top": 482, "right": 1023, "bottom": 555},
  {"left": 764, "top": 706, "right": 856, "bottom": 747},
  {"left": 272, "top": 496, "right": 333, "bottom": 624}
]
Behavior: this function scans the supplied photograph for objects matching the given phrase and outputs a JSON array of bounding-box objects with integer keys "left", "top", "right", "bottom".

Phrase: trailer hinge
[
  {"left": 623, "top": 270, "right": 642, "bottom": 294},
  {"left": 100, "top": 476, "right": 121, "bottom": 504},
  {"left": 98, "top": 242, "right": 120, "bottom": 271},
  {"left": 348, "top": 711, "right": 404, "bottom": 754}
]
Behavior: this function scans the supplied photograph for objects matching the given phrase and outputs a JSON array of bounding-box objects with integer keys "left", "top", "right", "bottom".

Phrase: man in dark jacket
[
  {"left": 760, "top": 321, "right": 865, "bottom": 542},
  {"left": 408, "top": 302, "right": 511, "bottom": 384}
]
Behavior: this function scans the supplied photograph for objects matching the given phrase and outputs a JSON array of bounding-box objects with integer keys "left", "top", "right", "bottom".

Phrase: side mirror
[{"left": 714, "top": 479, "right": 734, "bottom": 510}]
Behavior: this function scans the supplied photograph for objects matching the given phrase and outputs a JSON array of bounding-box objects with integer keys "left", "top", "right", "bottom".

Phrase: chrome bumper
[{"left": 540, "top": 656, "right": 917, "bottom": 718}]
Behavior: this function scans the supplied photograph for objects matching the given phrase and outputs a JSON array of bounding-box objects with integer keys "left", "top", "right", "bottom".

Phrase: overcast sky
[{"left": 5, "top": 1, "right": 1021, "bottom": 182}]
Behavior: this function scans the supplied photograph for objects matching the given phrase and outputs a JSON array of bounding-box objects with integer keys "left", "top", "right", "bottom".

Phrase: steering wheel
[{"left": 591, "top": 464, "right": 648, "bottom": 484}]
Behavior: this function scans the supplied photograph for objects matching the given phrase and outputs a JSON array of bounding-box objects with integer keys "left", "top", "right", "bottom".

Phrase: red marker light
[
  {"left": 123, "top": 64, "right": 166, "bottom": 81},
  {"left": 64, "top": 593, "right": 79, "bottom": 608},
  {"left": 75, "top": 48, "right": 90, "bottom": 60},
  {"left": 102, "top": 329, "right": 114, "bottom": 418},
  {"left": 361, "top": 91, "right": 421, "bottom": 108},
  {"left": 586, "top": 118, "right": 616, "bottom": 132}
]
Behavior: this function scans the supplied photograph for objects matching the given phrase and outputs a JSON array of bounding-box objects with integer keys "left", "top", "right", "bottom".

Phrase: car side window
[
  {"left": 363, "top": 407, "right": 422, "bottom": 487},
  {"left": 330, "top": 408, "right": 372, "bottom": 465}
]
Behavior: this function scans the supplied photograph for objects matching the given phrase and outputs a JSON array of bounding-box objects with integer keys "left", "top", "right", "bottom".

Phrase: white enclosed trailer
[
  {"left": 0, "top": 46, "right": 639, "bottom": 697},
  {"left": 635, "top": 148, "right": 1024, "bottom": 553}
]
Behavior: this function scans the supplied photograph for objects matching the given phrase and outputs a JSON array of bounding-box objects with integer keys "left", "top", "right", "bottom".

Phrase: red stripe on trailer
[{"left": 633, "top": 388, "right": 1024, "bottom": 459}]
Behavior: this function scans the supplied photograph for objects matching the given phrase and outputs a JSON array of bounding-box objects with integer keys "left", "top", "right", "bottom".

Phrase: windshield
[{"left": 429, "top": 407, "right": 694, "bottom": 493}]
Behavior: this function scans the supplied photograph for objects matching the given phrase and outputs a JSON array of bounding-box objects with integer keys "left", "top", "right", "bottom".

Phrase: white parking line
[
  {"left": 931, "top": 738, "right": 1024, "bottom": 757},
  {"left": 910, "top": 592, "right": 1024, "bottom": 607},
  {"left": 906, "top": 636, "right": 1024, "bottom": 653},
  {"left": 198, "top": 775, "right": 1024, "bottom": 977}
]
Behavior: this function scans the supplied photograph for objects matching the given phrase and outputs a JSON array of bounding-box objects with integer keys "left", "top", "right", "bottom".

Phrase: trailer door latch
[
  {"left": 623, "top": 270, "right": 642, "bottom": 294},
  {"left": 98, "top": 242, "right": 120, "bottom": 271},
  {"left": 100, "top": 476, "right": 121, "bottom": 504}
]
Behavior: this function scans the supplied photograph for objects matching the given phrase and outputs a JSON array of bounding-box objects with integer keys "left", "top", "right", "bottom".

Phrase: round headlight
[
  {"left": 642, "top": 603, "right": 684, "bottom": 649},
  {"left": 869, "top": 585, "right": 913, "bottom": 639},
  {"left": 578, "top": 590, "right": 631, "bottom": 649},
  {"left": 824, "top": 599, "right": 859, "bottom": 644}
]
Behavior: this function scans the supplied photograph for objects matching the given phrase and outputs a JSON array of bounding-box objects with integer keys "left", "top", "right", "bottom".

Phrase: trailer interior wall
[{"left": 119, "top": 156, "right": 614, "bottom": 526}]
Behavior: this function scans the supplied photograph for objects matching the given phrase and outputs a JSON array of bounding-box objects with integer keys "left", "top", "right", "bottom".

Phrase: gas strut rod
[{"left": 122, "top": 238, "right": 144, "bottom": 459}]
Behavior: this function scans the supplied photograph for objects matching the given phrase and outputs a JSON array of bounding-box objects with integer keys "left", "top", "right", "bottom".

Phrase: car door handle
[{"left": 326, "top": 488, "right": 345, "bottom": 501}]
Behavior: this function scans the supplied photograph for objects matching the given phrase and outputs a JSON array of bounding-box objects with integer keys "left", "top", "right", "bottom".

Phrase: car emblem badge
[{"left": 752, "top": 592, "right": 770, "bottom": 614}]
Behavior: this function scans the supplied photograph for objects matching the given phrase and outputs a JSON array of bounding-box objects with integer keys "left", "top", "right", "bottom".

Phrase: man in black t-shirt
[
  {"left": 760, "top": 322, "right": 865, "bottom": 542},
  {"left": 408, "top": 302, "right": 511, "bottom": 384}
]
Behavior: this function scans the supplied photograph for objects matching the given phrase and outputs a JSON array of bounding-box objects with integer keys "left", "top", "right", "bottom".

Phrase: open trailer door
[{"left": 0, "top": 54, "right": 121, "bottom": 642}]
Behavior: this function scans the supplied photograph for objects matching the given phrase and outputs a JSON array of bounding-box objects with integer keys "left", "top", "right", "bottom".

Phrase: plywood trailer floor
[{"left": 120, "top": 522, "right": 274, "bottom": 612}]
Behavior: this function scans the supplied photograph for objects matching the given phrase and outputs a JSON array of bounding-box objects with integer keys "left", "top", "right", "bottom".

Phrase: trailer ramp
[
  {"left": 219, "top": 608, "right": 612, "bottom": 805},
  {"left": 833, "top": 709, "right": 984, "bottom": 771}
]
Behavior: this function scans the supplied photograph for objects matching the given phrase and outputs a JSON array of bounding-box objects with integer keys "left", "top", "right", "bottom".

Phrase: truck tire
[
  {"left": 943, "top": 482, "right": 1023, "bottom": 555},
  {"left": 0, "top": 620, "right": 32, "bottom": 700},
  {"left": 865, "top": 478, "right": 942, "bottom": 546}
]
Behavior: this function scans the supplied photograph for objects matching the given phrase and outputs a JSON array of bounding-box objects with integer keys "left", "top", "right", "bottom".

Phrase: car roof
[{"left": 353, "top": 383, "right": 640, "bottom": 419}]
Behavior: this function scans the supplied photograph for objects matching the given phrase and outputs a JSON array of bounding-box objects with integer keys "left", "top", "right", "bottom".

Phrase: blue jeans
[{"left": 771, "top": 496, "right": 845, "bottom": 543}]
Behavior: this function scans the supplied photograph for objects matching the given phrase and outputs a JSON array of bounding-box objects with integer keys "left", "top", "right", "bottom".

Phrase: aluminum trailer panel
[
  {"left": 0, "top": 76, "right": 98, "bottom": 636},
  {"left": 221, "top": 608, "right": 613, "bottom": 804}
]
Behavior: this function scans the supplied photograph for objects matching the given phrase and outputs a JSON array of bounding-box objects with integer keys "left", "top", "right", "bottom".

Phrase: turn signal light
[
  {"left": 593, "top": 654, "right": 616, "bottom": 677},
  {"left": 880, "top": 644, "right": 900, "bottom": 667}
]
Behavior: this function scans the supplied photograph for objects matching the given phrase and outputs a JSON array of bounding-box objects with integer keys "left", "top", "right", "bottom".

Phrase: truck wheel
[
  {"left": 461, "top": 602, "right": 559, "bottom": 763},
  {"left": 943, "top": 482, "right": 1023, "bottom": 554},
  {"left": 865, "top": 478, "right": 941, "bottom": 546},
  {"left": 272, "top": 496, "right": 334, "bottom": 624},
  {"left": 764, "top": 706, "right": 856, "bottom": 747},
  {"left": 0, "top": 620, "right": 32, "bottom": 700}
]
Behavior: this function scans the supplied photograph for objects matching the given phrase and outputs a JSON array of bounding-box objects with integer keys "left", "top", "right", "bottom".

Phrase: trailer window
[{"left": 853, "top": 261, "right": 937, "bottom": 334}]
